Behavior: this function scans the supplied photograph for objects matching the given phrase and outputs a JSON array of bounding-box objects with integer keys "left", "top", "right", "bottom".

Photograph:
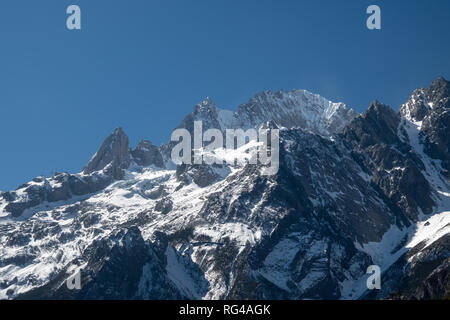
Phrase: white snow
[
  {"left": 165, "top": 246, "right": 202, "bottom": 299},
  {"left": 407, "top": 208, "right": 450, "bottom": 251}
]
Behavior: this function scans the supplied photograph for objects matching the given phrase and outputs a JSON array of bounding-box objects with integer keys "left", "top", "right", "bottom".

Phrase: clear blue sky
[{"left": 0, "top": 0, "right": 449, "bottom": 190}]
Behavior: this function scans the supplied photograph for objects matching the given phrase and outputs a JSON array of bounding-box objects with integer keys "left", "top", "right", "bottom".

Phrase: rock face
[
  {"left": 176, "top": 164, "right": 226, "bottom": 188},
  {"left": 131, "top": 140, "right": 164, "bottom": 168},
  {"left": 342, "top": 100, "right": 435, "bottom": 221},
  {"left": 400, "top": 77, "right": 450, "bottom": 178},
  {"left": 0, "top": 78, "right": 449, "bottom": 300},
  {"left": 83, "top": 127, "right": 131, "bottom": 176}
]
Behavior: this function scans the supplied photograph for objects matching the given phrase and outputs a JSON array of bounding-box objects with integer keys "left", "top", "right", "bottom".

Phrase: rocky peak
[
  {"left": 82, "top": 127, "right": 131, "bottom": 175},
  {"left": 131, "top": 140, "right": 164, "bottom": 168},
  {"left": 235, "top": 89, "right": 358, "bottom": 136},
  {"left": 425, "top": 77, "right": 450, "bottom": 108},
  {"left": 400, "top": 77, "right": 450, "bottom": 122},
  {"left": 176, "top": 97, "right": 224, "bottom": 134},
  {"left": 399, "top": 89, "right": 431, "bottom": 122},
  {"left": 343, "top": 100, "right": 400, "bottom": 148},
  {"left": 367, "top": 100, "right": 399, "bottom": 126},
  {"left": 191, "top": 97, "right": 221, "bottom": 126},
  {"left": 174, "top": 89, "right": 357, "bottom": 140},
  {"left": 342, "top": 99, "right": 435, "bottom": 222},
  {"left": 399, "top": 77, "right": 450, "bottom": 177},
  {"left": 193, "top": 97, "right": 217, "bottom": 113}
]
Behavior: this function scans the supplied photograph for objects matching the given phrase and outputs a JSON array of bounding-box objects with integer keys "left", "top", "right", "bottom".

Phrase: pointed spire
[{"left": 82, "top": 127, "right": 131, "bottom": 175}]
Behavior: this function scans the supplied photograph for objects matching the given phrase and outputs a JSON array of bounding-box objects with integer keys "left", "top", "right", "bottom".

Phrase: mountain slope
[{"left": 0, "top": 80, "right": 448, "bottom": 300}]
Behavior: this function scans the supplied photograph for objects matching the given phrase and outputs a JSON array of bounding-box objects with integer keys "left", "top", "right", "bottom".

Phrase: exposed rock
[
  {"left": 16, "top": 227, "right": 186, "bottom": 300},
  {"left": 343, "top": 100, "right": 401, "bottom": 149},
  {"left": 145, "top": 185, "right": 167, "bottom": 200},
  {"left": 176, "top": 164, "right": 223, "bottom": 188},
  {"left": 342, "top": 100, "right": 434, "bottom": 221},
  {"left": 400, "top": 77, "right": 450, "bottom": 178},
  {"left": 131, "top": 140, "right": 164, "bottom": 168},
  {"left": 83, "top": 127, "right": 131, "bottom": 175},
  {"left": 1, "top": 79, "right": 449, "bottom": 300},
  {"left": 154, "top": 198, "right": 173, "bottom": 215}
]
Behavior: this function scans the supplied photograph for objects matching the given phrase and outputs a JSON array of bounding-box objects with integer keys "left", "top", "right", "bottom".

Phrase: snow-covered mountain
[
  {"left": 0, "top": 80, "right": 449, "bottom": 300},
  {"left": 175, "top": 89, "right": 357, "bottom": 137}
]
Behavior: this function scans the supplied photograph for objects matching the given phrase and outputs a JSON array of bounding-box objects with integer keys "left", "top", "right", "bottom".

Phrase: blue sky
[{"left": 0, "top": 0, "right": 449, "bottom": 190}]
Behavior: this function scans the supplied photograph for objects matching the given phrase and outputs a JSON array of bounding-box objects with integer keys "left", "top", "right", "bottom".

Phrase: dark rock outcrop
[
  {"left": 82, "top": 127, "right": 131, "bottom": 176},
  {"left": 342, "top": 100, "right": 434, "bottom": 221},
  {"left": 400, "top": 77, "right": 450, "bottom": 178},
  {"left": 131, "top": 140, "right": 164, "bottom": 168},
  {"left": 176, "top": 164, "right": 224, "bottom": 188}
]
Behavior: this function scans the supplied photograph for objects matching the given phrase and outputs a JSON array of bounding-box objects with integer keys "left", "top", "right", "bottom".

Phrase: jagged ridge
[{"left": 0, "top": 79, "right": 449, "bottom": 300}]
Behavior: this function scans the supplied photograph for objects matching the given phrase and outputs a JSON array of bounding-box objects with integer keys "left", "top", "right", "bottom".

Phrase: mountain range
[{"left": 0, "top": 77, "right": 449, "bottom": 300}]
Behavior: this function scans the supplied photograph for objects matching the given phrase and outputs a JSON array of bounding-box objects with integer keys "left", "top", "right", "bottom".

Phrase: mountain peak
[
  {"left": 175, "top": 89, "right": 357, "bottom": 138},
  {"left": 193, "top": 97, "right": 217, "bottom": 113},
  {"left": 400, "top": 77, "right": 450, "bottom": 121},
  {"left": 426, "top": 77, "right": 450, "bottom": 106},
  {"left": 430, "top": 76, "right": 448, "bottom": 87},
  {"left": 113, "top": 126, "right": 126, "bottom": 135},
  {"left": 235, "top": 88, "right": 357, "bottom": 136},
  {"left": 368, "top": 99, "right": 389, "bottom": 111},
  {"left": 82, "top": 127, "right": 131, "bottom": 175}
]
